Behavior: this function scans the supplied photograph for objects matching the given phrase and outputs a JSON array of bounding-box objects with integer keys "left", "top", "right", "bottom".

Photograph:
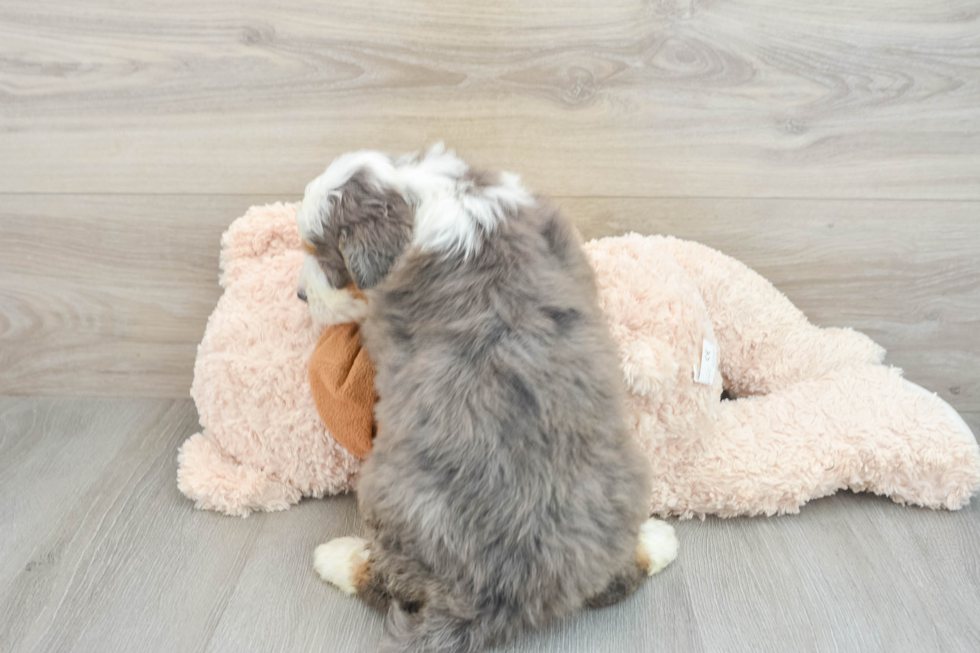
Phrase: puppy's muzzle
[{"left": 297, "top": 258, "right": 313, "bottom": 303}]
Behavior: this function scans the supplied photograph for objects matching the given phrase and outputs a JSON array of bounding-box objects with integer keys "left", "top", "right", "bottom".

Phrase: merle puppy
[{"left": 296, "top": 145, "right": 678, "bottom": 653}]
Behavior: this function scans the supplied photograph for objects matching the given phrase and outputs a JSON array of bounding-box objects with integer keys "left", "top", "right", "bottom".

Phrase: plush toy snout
[{"left": 309, "top": 322, "right": 377, "bottom": 459}]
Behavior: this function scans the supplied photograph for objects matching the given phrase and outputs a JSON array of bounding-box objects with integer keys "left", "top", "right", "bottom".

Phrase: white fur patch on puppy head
[
  {"left": 297, "top": 144, "right": 534, "bottom": 261},
  {"left": 296, "top": 150, "right": 397, "bottom": 242},
  {"left": 407, "top": 144, "right": 533, "bottom": 257}
]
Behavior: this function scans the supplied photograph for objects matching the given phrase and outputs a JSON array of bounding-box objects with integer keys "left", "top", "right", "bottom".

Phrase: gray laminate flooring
[{"left": 2, "top": 397, "right": 978, "bottom": 653}]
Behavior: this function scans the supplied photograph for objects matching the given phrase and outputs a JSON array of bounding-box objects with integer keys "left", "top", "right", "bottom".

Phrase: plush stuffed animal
[
  {"left": 177, "top": 204, "right": 980, "bottom": 517},
  {"left": 588, "top": 234, "right": 979, "bottom": 517},
  {"left": 178, "top": 204, "right": 362, "bottom": 516}
]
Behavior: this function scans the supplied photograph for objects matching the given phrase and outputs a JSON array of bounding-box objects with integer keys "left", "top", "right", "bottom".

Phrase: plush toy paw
[
  {"left": 314, "top": 537, "right": 370, "bottom": 594},
  {"left": 637, "top": 518, "right": 679, "bottom": 575},
  {"left": 177, "top": 433, "right": 301, "bottom": 517}
]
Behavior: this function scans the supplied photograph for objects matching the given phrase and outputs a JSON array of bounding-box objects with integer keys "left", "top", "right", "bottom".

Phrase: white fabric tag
[{"left": 694, "top": 339, "right": 718, "bottom": 386}]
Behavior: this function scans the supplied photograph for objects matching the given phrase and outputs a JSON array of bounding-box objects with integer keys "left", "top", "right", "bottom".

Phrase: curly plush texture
[
  {"left": 178, "top": 204, "right": 361, "bottom": 516},
  {"left": 592, "top": 235, "right": 980, "bottom": 517},
  {"left": 177, "top": 204, "right": 980, "bottom": 518}
]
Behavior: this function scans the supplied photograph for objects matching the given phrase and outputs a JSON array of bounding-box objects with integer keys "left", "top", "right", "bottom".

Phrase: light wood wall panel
[
  {"left": 2, "top": 195, "right": 976, "bottom": 422},
  {"left": 1, "top": 1, "right": 977, "bottom": 198}
]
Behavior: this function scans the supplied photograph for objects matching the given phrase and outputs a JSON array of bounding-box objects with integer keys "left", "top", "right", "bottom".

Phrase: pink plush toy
[
  {"left": 177, "top": 204, "right": 980, "bottom": 517},
  {"left": 589, "top": 234, "right": 979, "bottom": 517}
]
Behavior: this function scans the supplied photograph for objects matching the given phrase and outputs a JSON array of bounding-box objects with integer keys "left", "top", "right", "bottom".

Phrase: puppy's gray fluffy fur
[{"left": 302, "top": 150, "right": 652, "bottom": 652}]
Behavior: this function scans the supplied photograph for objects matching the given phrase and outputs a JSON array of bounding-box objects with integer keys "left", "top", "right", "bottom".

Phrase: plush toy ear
[{"left": 336, "top": 182, "right": 413, "bottom": 290}]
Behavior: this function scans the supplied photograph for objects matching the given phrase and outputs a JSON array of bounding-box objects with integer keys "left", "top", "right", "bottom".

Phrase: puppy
[{"left": 298, "top": 145, "right": 678, "bottom": 653}]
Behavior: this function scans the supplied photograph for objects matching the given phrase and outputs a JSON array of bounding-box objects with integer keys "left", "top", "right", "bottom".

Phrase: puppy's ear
[{"left": 338, "top": 188, "right": 413, "bottom": 290}]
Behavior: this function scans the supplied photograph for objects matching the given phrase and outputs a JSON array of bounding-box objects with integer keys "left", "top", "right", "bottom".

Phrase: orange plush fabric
[{"left": 309, "top": 322, "right": 377, "bottom": 460}]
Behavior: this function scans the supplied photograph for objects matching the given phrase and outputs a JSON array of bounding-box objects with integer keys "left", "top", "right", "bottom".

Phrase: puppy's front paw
[
  {"left": 313, "top": 537, "right": 370, "bottom": 594},
  {"left": 638, "top": 519, "right": 678, "bottom": 576}
]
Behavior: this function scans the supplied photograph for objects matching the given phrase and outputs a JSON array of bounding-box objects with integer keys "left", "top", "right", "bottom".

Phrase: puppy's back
[{"left": 358, "top": 199, "right": 651, "bottom": 649}]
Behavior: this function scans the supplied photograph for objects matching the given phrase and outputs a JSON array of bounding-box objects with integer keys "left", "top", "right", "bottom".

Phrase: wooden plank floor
[
  {"left": 1, "top": 1, "right": 979, "bottom": 651},
  {"left": 1, "top": 397, "right": 978, "bottom": 653}
]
